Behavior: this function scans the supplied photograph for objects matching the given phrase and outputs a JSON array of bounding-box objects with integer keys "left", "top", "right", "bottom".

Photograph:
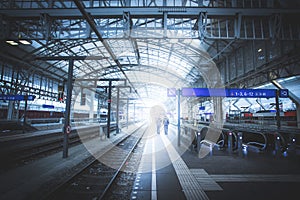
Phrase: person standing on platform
[
  {"left": 156, "top": 117, "right": 162, "bottom": 134},
  {"left": 163, "top": 116, "right": 169, "bottom": 135}
]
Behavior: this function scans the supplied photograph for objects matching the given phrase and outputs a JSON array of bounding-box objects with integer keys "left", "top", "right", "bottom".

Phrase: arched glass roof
[{"left": 24, "top": 31, "right": 218, "bottom": 106}]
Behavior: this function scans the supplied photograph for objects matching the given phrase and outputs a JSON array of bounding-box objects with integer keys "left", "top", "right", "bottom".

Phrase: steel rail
[
  {"left": 98, "top": 125, "right": 148, "bottom": 200},
  {"left": 42, "top": 122, "right": 146, "bottom": 200}
]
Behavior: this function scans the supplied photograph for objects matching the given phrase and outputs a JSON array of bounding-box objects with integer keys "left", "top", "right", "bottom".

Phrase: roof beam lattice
[{"left": 73, "top": 0, "right": 140, "bottom": 98}]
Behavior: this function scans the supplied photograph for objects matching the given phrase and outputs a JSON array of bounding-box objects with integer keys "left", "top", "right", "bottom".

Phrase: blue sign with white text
[
  {"left": 279, "top": 89, "right": 289, "bottom": 98},
  {"left": 179, "top": 88, "right": 288, "bottom": 98},
  {"left": 0, "top": 95, "right": 36, "bottom": 101},
  {"left": 199, "top": 106, "right": 205, "bottom": 110},
  {"left": 42, "top": 104, "right": 55, "bottom": 109},
  {"left": 227, "top": 89, "right": 277, "bottom": 98}
]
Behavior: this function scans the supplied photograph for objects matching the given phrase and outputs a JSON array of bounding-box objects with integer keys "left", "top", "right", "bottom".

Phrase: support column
[
  {"left": 116, "top": 88, "right": 120, "bottom": 133},
  {"left": 126, "top": 98, "right": 129, "bottom": 128},
  {"left": 89, "top": 90, "right": 94, "bottom": 122},
  {"left": 107, "top": 80, "right": 112, "bottom": 138},
  {"left": 198, "top": 12, "right": 207, "bottom": 41},
  {"left": 275, "top": 90, "right": 281, "bottom": 129},
  {"left": 271, "top": 80, "right": 300, "bottom": 128},
  {"left": 234, "top": 13, "right": 241, "bottom": 38},
  {"left": 188, "top": 101, "right": 193, "bottom": 123},
  {"left": 214, "top": 97, "right": 224, "bottom": 129},
  {"left": 177, "top": 89, "right": 181, "bottom": 146},
  {"left": 163, "top": 12, "right": 168, "bottom": 37},
  {"left": 22, "top": 95, "right": 28, "bottom": 133},
  {"left": 63, "top": 59, "right": 74, "bottom": 158},
  {"left": 133, "top": 103, "right": 136, "bottom": 123},
  {"left": 7, "top": 101, "right": 13, "bottom": 120}
]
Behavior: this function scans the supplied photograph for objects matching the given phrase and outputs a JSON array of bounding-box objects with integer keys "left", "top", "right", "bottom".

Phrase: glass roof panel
[{"left": 17, "top": 26, "right": 215, "bottom": 106}]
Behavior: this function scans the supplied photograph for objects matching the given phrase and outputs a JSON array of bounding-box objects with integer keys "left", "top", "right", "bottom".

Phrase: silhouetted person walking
[
  {"left": 163, "top": 116, "right": 169, "bottom": 135},
  {"left": 156, "top": 117, "right": 162, "bottom": 134}
]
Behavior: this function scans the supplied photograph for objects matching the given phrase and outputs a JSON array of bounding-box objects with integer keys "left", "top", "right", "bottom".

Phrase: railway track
[
  {"left": 0, "top": 125, "right": 107, "bottom": 171},
  {"left": 43, "top": 124, "right": 147, "bottom": 200}
]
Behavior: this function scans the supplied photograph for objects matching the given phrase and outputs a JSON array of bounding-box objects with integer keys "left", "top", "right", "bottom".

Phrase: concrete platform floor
[{"left": 131, "top": 124, "right": 300, "bottom": 200}]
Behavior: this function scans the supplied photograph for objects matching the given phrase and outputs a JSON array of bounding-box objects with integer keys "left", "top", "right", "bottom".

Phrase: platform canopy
[{"left": 1, "top": 0, "right": 300, "bottom": 107}]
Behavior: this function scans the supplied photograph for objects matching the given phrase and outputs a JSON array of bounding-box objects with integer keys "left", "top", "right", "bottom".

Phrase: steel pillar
[
  {"left": 272, "top": 80, "right": 300, "bottom": 128},
  {"left": 126, "top": 99, "right": 129, "bottom": 128},
  {"left": 177, "top": 89, "right": 181, "bottom": 146},
  {"left": 297, "top": 105, "right": 300, "bottom": 129},
  {"left": 116, "top": 88, "right": 120, "bottom": 133},
  {"left": 63, "top": 59, "right": 74, "bottom": 158},
  {"left": 275, "top": 90, "right": 281, "bottom": 129},
  {"left": 89, "top": 90, "right": 94, "bottom": 122},
  {"left": 107, "top": 80, "right": 112, "bottom": 138}
]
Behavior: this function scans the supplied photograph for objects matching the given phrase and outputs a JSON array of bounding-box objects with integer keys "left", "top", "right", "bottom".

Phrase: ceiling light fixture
[
  {"left": 19, "top": 40, "right": 31, "bottom": 45},
  {"left": 6, "top": 39, "right": 32, "bottom": 46},
  {"left": 6, "top": 40, "right": 19, "bottom": 46}
]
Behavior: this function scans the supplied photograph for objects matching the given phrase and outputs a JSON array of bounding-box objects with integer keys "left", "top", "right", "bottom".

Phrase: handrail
[{"left": 246, "top": 133, "right": 267, "bottom": 151}]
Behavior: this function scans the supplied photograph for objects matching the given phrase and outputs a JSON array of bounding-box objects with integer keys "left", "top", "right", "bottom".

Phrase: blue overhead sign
[
  {"left": 279, "top": 89, "right": 289, "bottom": 98},
  {"left": 182, "top": 88, "right": 225, "bottom": 97},
  {"left": 199, "top": 106, "right": 205, "bottom": 110},
  {"left": 227, "top": 89, "right": 277, "bottom": 98},
  {"left": 0, "top": 95, "right": 36, "bottom": 101},
  {"left": 178, "top": 88, "right": 289, "bottom": 98},
  {"left": 42, "top": 104, "right": 55, "bottom": 109}
]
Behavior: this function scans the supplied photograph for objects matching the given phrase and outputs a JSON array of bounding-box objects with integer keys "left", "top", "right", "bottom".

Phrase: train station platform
[
  {"left": 0, "top": 120, "right": 121, "bottom": 142},
  {"left": 0, "top": 123, "right": 142, "bottom": 200},
  {"left": 0, "top": 123, "right": 94, "bottom": 142},
  {"left": 0, "top": 122, "right": 299, "bottom": 200},
  {"left": 132, "top": 124, "right": 300, "bottom": 200}
]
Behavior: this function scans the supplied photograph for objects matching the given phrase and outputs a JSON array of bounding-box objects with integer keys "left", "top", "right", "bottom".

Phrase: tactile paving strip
[
  {"left": 161, "top": 135, "right": 209, "bottom": 200},
  {"left": 210, "top": 174, "right": 300, "bottom": 182},
  {"left": 190, "top": 169, "right": 223, "bottom": 191}
]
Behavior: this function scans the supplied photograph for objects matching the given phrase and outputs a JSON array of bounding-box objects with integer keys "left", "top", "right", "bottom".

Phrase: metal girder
[
  {"left": 1, "top": 7, "right": 299, "bottom": 18},
  {"left": 234, "top": 13, "right": 242, "bottom": 38},
  {"left": 0, "top": 79, "right": 59, "bottom": 99},
  {"left": 73, "top": 0, "right": 140, "bottom": 99},
  {"left": 269, "top": 13, "right": 282, "bottom": 42},
  {"left": 224, "top": 48, "right": 300, "bottom": 88},
  {"left": 40, "top": 13, "right": 52, "bottom": 40},
  {"left": 1, "top": 2, "right": 299, "bottom": 105},
  {"left": 1, "top": 0, "right": 287, "bottom": 9},
  {"left": 197, "top": 12, "right": 207, "bottom": 41},
  {"left": 271, "top": 80, "right": 300, "bottom": 105},
  {"left": 119, "top": 97, "right": 138, "bottom": 100},
  {"left": 2, "top": 13, "right": 299, "bottom": 41},
  {"left": 96, "top": 64, "right": 189, "bottom": 84},
  {"left": 96, "top": 86, "right": 130, "bottom": 89},
  {"left": 75, "top": 78, "right": 126, "bottom": 82},
  {"left": 35, "top": 56, "right": 109, "bottom": 60},
  {"left": 123, "top": 12, "right": 141, "bottom": 64},
  {"left": 0, "top": 52, "right": 66, "bottom": 82}
]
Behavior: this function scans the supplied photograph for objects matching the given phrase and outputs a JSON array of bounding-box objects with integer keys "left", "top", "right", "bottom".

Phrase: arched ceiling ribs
[{"left": 76, "top": 63, "right": 187, "bottom": 85}]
